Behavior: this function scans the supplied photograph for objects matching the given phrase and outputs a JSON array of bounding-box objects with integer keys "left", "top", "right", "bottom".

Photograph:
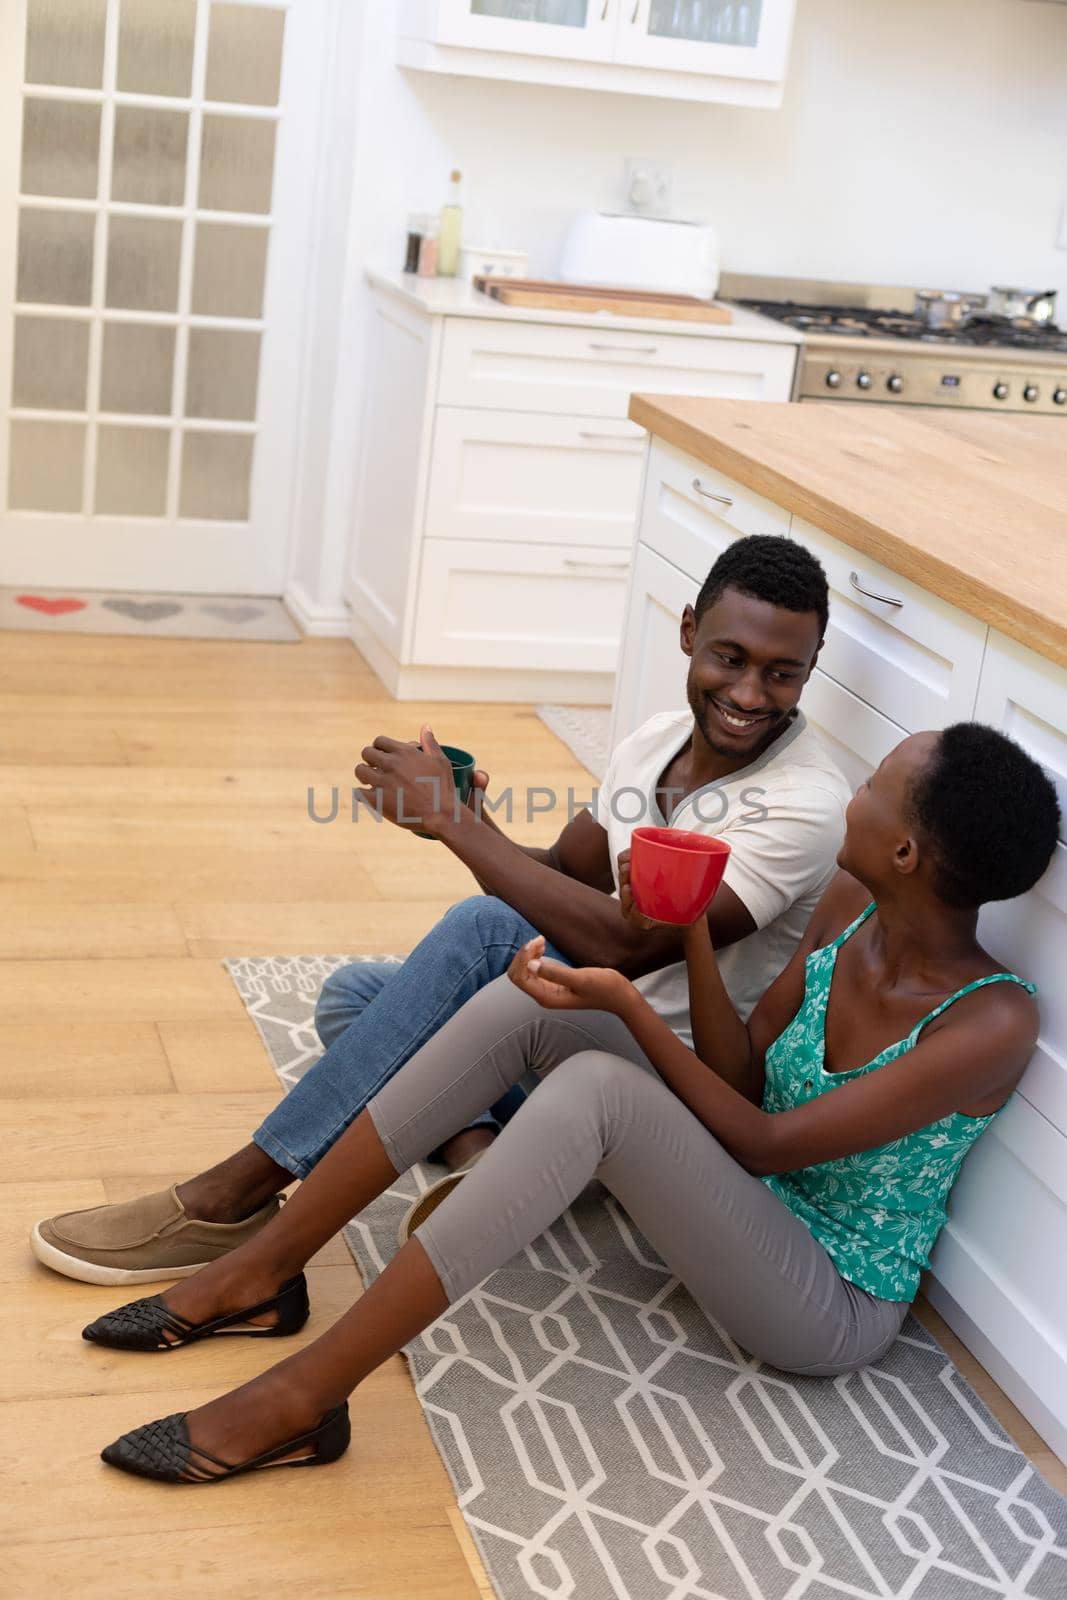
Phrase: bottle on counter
[
  {"left": 437, "top": 169, "right": 463, "bottom": 278},
  {"left": 416, "top": 217, "right": 439, "bottom": 279},
  {"left": 403, "top": 213, "right": 423, "bottom": 275}
]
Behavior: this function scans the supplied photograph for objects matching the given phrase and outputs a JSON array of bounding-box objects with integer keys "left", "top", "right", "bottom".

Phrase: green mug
[{"left": 414, "top": 743, "right": 476, "bottom": 839}]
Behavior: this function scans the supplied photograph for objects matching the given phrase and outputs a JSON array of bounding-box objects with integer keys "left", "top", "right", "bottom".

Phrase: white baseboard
[
  {"left": 284, "top": 581, "right": 351, "bottom": 637},
  {"left": 347, "top": 615, "right": 614, "bottom": 705}
]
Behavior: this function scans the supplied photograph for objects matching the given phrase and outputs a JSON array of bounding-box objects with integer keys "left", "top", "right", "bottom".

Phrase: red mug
[{"left": 628, "top": 827, "right": 731, "bottom": 926}]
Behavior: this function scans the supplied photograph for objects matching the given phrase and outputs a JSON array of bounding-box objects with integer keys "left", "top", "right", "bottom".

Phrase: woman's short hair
[{"left": 909, "top": 723, "right": 1061, "bottom": 907}]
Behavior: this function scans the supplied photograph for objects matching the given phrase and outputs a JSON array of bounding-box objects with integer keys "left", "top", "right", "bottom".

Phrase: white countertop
[{"left": 365, "top": 266, "right": 803, "bottom": 346}]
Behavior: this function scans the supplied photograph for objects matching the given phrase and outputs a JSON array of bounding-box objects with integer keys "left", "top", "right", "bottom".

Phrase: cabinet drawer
[
  {"left": 638, "top": 439, "right": 792, "bottom": 581},
  {"left": 437, "top": 318, "right": 797, "bottom": 418},
  {"left": 976, "top": 632, "right": 1067, "bottom": 1132},
  {"left": 802, "top": 668, "right": 906, "bottom": 794},
  {"left": 981, "top": 842, "right": 1067, "bottom": 1134},
  {"left": 425, "top": 409, "right": 645, "bottom": 548},
  {"left": 610, "top": 544, "right": 695, "bottom": 747},
  {"left": 792, "top": 517, "right": 987, "bottom": 733},
  {"left": 411, "top": 540, "right": 629, "bottom": 672},
  {"left": 975, "top": 631, "right": 1067, "bottom": 840}
]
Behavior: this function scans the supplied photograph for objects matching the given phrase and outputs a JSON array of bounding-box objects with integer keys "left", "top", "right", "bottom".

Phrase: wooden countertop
[{"left": 628, "top": 396, "right": 1067, "bottom": 668}]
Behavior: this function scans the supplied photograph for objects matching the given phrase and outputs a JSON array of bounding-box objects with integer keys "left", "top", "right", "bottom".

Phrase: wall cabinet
[
  {"left": 399, "top": 0, "right": 799, "bottom": 106},
  {"left": 612, "top": 434, "right": 1067, "bottom": 1463},
  {"left": 346, "top": 277, "right": 796, "bottom": 703}
]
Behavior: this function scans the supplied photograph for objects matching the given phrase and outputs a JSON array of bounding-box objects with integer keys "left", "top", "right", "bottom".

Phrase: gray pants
[{"left": 367, "top": 976, "right": 908, "bottom": 1377}]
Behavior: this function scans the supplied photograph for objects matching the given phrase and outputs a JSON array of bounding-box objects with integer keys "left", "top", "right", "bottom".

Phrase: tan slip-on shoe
[
  {"left": 397, "top": 1154, "right": 485, "bottom": 1248},
  {"left": 30, "top": 1186, "right": 283, "bottom": 1286}
]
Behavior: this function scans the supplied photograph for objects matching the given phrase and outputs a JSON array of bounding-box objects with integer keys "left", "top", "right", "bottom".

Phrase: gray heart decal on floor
[
  {"left": 200, "top": 603, "right": 265, "bottom": 623},
  {"left": 103, "top": 599, "right": 183, "bottom": 622}
]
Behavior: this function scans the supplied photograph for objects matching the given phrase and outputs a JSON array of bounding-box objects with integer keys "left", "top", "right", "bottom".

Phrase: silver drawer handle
[
  {"left": 578, "top": 429, "right": 641, "bottom": 441},
  {"left": 563, "top": 558, "right": 630, "bottom": 570},
  {"left": 589, "top": 342, "right": 659, "bottom": 355},
  {"left": 849, "top": 571, "right": 903, "bottom": 608},
  {"left": 631, "top": 0, "right": 640, "bottom": 20},
  {"left": 601, "top": 0, "right": 610, "bottom": 16},
  {"left": 691, "top": 478, "right": 733, "bottom": 507}
]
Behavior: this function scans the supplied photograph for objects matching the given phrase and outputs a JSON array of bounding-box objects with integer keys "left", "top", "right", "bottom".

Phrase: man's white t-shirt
[{"left": 596, "top": 709, "right": 851, "bottom": 1042}]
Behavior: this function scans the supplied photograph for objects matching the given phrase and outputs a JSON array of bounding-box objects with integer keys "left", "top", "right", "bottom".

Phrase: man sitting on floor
[{"left": 32, "top": 535, "right": 852, "bottom": 1284}]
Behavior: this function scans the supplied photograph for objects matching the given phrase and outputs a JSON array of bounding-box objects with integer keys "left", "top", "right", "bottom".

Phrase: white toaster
[{"left": 558, "top": 211, "right": 720, "bottom": 299}]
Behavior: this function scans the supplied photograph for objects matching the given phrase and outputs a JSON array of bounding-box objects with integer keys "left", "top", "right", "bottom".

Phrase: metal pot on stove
[
  {"left": 913, "top": 289, "right": 988, "bottom": 330},
  {"left": 985, "top": 286, "right": 1057, "bottom": 326}
]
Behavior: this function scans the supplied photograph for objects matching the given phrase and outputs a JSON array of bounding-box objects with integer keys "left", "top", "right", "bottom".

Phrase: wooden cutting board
[{"left": 473, "top": 275, "right": 733, "bottom": 323}]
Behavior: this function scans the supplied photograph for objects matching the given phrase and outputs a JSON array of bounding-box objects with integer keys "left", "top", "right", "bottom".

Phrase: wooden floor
[{"left": 2, "top": 631, "right": 1062, "bottom": 1599}]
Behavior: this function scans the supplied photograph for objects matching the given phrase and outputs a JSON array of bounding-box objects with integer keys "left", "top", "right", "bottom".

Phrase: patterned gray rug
[{"left": 225, "top": 954, "right": 1067, "bottom": 1600}]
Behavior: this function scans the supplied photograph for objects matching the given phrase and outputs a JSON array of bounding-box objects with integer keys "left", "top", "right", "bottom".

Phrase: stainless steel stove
[{"left": 719, "top": 274, "right": 1067, "bottom": 416}]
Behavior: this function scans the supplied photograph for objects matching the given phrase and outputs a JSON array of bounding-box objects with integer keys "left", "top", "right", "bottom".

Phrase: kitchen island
[{"left": 615, "top": 397, "right": 1067, "bottom": 1461}]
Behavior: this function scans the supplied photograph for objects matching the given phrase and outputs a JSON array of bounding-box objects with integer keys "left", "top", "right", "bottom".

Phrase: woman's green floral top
[{"left": 762, "top": 903, "right": 1035, "bottom": 1302}]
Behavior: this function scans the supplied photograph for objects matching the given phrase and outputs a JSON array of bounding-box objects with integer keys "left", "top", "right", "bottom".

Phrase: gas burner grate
[{"left": 737, "top": 299, "right": 1067, "bottom": 352}]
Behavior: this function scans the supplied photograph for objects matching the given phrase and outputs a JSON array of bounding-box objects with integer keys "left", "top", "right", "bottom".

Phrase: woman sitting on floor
[{"left": 86, "top": 722, "right": 1059, "bottom": 1483}]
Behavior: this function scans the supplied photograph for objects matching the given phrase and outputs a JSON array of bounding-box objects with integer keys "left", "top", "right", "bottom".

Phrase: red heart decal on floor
[{"left": 16, "top": 594, "right": 88, "bottom": 616}]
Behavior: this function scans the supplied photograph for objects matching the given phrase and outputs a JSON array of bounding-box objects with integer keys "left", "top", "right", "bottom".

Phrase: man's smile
[{"left": 708, "top": 697, "right": 773, "bottom": 733}]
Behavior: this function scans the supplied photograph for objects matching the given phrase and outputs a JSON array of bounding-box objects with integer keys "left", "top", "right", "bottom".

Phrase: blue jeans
[{"left": 253, "top": 895, "right": 570, "bottom": 1178}]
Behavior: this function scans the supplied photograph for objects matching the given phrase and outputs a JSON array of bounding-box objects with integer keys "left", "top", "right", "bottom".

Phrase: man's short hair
[{"left": 694, "top": 535, "right": 829, "bottom": 640}]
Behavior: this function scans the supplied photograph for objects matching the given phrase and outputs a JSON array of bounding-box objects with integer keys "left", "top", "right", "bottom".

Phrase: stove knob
[
  {"left": 992, "top": 382, "right": 1009, "bottom": 400},
  {"left": 1054, "top": 388, "right": 1067, "bottom": 406},
  {"left": 856, "top": 371, "right": 872, "bottom": 390},
  {"left": 886, "top": 375, "right": 904, "bottom": 394},
  {"left": 825, "top": 370, "right": 842, "bottom": 389},
  {"left": 1023, "top": 385, "right": 1039, "bottom": 403}
]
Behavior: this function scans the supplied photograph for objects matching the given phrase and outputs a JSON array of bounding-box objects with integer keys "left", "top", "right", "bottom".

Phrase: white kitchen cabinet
[
  {"left": 610, "top": 544, "right": 695, "bottom": 747},
  {"left": 412, "top": 539, "right": 631, "bottom": 671},
  {"left": 799, "top": 669, "right": 907, "bottom": 794},
  {"left": 612, "top": 435, "right": 1067, "bottom": 1462},
  {"left": 347, "top": 291, "right": 435, "bottom": 658},
  {"left": 399, "top": 0, "right": 799, "bottom": 106},
  {"left": 346, "top": 274, "right": 796, "bottom": 702},
  {"left": 425, "top": 410, "right": 646, "bottom": 548},
  {"left": 437, "top": 318, "right": 798, "bottom": 418},
  {"left": 422, "top": 0, "right": 616, "bottom": 61},
  {"left": 973, "top": 631, "right": 1067, "bottom": 835},
  {"left": 616, "top": 0, "right": 796, "bottom": 82},
  {"left": 640, "top": 438, "right": 792, "bottom": 579},
  {"left": 792, "top": 517, "right": 988, "bottom": 735}
]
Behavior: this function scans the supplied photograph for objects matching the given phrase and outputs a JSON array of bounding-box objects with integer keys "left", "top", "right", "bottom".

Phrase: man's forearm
[
  {"left": 460, "top": 797, "right": 557, "bottom": 891},
  {"left": 434, "top": 805, "right": 641, "bottom": 969}
]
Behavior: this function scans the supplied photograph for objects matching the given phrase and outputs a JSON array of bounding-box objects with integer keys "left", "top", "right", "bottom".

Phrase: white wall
[
  {"left": 370, "top": 0, "right": 1067, "bottom": 291},
  {"left": 288, "top": 0, "right": 1067, "bottom": 614}
]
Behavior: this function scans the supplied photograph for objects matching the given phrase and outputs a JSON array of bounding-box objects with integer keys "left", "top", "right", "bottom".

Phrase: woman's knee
[{"left": 538, "top": 1049, "right": 642, "bottom": 1110}]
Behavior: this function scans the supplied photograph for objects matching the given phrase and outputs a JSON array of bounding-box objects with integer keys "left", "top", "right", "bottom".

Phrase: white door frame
[{"left": 0, "top": 0, "right": 331, "bottom": 595}]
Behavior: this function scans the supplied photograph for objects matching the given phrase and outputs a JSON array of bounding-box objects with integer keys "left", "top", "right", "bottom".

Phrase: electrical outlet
[{"left": 624, "top": 159, "right": 672, "bottom": 218}]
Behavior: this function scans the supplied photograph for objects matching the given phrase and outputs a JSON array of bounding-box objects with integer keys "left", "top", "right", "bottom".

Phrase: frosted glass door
[
  {"left": 437, "top": 0, "right": 616, "bottom": 61},
  {"left": 614, "top": 0, "right": 796, "bottom": 79},
  {"left": 0, "top": 0, "right": 324, "bottom": 594}
]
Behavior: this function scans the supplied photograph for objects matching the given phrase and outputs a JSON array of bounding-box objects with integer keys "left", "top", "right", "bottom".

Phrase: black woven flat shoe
[
  {"left": 82, "top": 1272, "right": 309, "bottom": 1351},
  {"left": 101, "top": 1402, "right": 351, "bottom": 1483}
]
